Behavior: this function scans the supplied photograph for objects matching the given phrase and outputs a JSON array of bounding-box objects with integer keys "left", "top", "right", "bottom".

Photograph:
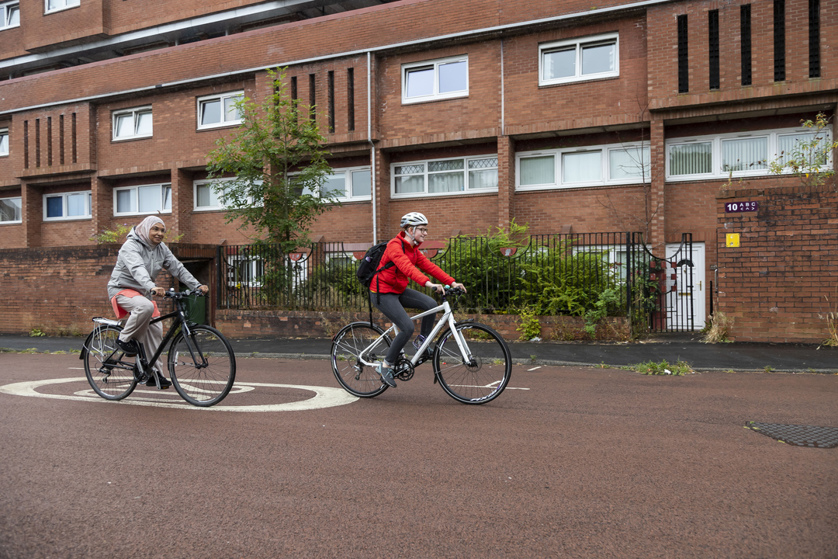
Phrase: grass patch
[{"left": 626, "top": 359, "right": 693, "bottom": 376}]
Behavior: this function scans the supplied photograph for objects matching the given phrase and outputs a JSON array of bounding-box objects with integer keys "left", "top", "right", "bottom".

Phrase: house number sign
[{"left": 725, "top": 201, "right": 759, "bottom": 213}]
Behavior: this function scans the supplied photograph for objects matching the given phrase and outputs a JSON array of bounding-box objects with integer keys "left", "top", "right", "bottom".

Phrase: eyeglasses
[{"left": 415, "top": 227, "right": 429, "bottom": 234}]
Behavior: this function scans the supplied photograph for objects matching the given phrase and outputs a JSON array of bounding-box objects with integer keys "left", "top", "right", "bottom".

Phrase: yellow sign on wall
[{"left": 726, "top": 233, "right": 740, "bottom": 248}]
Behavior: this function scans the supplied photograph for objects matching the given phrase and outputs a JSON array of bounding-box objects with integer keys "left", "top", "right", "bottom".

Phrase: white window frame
[
  {"left": 43, "top": 191, "right": 92, "bottom": 221},
  {"left": 516, "top": 141, "right": 650, "bottom": 191},
  {"left": 0, "top": 196, "right": 21, "bottom": 223},
  {"left": 539, "top": 33, "right": 620, "bottom": 86},
  {"left": 44, "top": 0, "right": 79, "bottom": 14},
  {"left": 0, "top": 128, "right": 8, "bottom": 156},
  {"left": 402, "top": 56, "right": 469, "bottom": 104},
  {"left": 665, "top": 126, "right": 834, "bottom": 181},
  {"left": 113, "top": 183, "right": 172, "bottom": 216},
  {"left": 317, "top": 167, "right": 372, "bottom": 202},
  {"left": 1, "top": 1, "right": 19, "bottom": 29},
  {"left": 112, "top": 106, "right": 152, "bottom": 141},
  {"left": 391, "top": 155, "right": 498, "bottom": 198},
  {"left": 194, "top": 177, "right": 233, "bottom": 211},
  {"left": 197, "top": 91, "right": 244, "bottom": 130}
]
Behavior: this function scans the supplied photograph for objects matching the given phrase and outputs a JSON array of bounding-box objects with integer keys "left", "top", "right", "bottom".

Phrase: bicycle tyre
[
  {"left": 83, "top": 324, "right": 138, "bottom": 401},
  {"left": 330, "top": 322, "right": 391, "bottom": 398},
  {"left": 168, "top": 325, "right": 236, "bottom": 407},
  {"left": 434, "top": 322, "right": 512, "bottom": 405}
]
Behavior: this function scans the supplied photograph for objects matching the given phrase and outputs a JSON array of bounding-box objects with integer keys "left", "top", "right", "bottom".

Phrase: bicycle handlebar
[
  {"left": 442, "top": 285, "right": 465, "bottom": 298},
  {"left": 162, "top": 287, "right": 206, "bottom": 299}
]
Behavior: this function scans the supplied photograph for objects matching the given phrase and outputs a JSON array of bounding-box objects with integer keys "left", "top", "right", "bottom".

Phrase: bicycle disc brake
[{"left": 394, "top": 357, "right": 415, "bottom": 381}]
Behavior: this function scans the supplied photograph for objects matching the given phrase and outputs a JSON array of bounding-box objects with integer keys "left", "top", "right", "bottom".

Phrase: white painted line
[{"left": 0, "top": 377, "right": 357, "bottom": 412}]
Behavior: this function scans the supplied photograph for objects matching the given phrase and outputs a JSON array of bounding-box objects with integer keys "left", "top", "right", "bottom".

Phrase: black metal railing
[{"left": 216, "top": 232, "right": 695, "bottom": 333}]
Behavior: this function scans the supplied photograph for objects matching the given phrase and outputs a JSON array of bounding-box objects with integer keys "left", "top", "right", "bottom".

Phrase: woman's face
[
  {"left": 411, "top": 225, "right": 429, "bottom": 244},
  {"left": 149, "top": 223, "right": 166, "bottom": 245}
]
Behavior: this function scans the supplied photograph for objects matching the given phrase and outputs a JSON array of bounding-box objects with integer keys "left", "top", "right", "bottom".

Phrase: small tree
[{"left": 206, "top": 67, "right": 338, "bottom": 254}]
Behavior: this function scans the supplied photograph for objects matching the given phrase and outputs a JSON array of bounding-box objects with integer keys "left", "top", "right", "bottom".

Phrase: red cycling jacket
[{"left": 371, "top": 231, "right": 455, "bottom": 294}]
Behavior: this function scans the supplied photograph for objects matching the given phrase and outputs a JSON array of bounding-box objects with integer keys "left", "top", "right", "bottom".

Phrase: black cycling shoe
[
  {"left": 146, "top": 371, "right": 171, "bottom": 389},
  {"left": 116, "top": 338, "right": 139, "bottom": 356}
]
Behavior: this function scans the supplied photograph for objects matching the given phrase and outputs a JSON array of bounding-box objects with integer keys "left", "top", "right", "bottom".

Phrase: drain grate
[{"left": 745, "top": 421, "right": 838, "bottom": 448}]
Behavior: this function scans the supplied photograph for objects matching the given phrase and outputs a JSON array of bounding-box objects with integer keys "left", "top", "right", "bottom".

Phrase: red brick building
[{"left": 0, "top": 0, "right": 836, "bottom": 340}]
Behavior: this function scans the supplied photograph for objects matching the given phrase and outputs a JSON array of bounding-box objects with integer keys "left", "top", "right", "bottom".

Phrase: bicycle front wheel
[
  {"left": 83, "top": 325, "right": 138, "bottom": 401},
  {"left": 168, "top": 325, "right": 236, "bottom": 407},
  {"left": 434, "top": 322, "right": 512, "bottom": 405},
  {"left": 330, "top": 322, "right": 391, "bottom": 397}
]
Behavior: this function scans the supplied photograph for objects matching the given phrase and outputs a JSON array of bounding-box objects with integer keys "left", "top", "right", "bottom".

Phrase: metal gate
[{"left": 641, "top": 233, "right": 696, "bottom": 333}]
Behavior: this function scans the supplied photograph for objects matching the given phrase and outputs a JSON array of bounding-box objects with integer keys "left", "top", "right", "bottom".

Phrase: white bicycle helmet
[{"left": 400, "top": 212, "right": 428, "bottom": 228}]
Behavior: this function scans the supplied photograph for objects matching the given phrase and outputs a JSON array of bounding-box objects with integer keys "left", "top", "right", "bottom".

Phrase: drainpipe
[{"left": 367, "top": 51, "right": 377, "bottom": 244}]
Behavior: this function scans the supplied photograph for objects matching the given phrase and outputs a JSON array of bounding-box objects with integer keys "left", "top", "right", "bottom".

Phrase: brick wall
[
  {"left": 715, "top": 181, "right": 838, "bottom": 343},
  {"left": 0, "top": 244, "right": 211, "bottom": 336}
]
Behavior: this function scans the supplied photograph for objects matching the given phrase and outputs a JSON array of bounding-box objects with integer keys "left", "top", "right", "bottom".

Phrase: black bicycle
[{"left": 80, "top": 288, "right": 236, "bottom": 407}]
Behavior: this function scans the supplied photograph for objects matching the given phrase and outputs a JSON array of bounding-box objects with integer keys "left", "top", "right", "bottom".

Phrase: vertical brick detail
[
  {"left": 497, "top": 135, "right": 514, "bottom": 229},
  {"left": 649, "top": 117, "right": 666, "bottom": 251}
]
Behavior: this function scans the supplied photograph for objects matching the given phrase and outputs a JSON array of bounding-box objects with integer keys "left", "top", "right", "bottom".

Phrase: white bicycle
[{"left": 330, "top": 287, "right": 512, "bottom": 405}]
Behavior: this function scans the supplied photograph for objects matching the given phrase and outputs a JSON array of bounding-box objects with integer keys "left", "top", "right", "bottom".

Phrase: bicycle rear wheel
[
  {"left": 330, "top": 322, "right": 391, "bottom": 397},
  {"left": 168, "top": 325, "right": 236, "bottom": 407},
  {"left": 434, "top": 322, "right": 512, "bottom": 405},
  {"left": 83, "top": 325, "right": 138, "bottom": 401}
]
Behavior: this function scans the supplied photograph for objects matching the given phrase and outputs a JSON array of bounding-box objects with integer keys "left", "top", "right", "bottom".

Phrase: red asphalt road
[{"left": 0, "top": 353, "right": 836, "bottom": 558}]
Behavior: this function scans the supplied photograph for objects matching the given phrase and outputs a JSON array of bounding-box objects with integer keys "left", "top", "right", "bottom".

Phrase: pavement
[{"left": 1, "top": 331, "right": 835, "bottom": 373}]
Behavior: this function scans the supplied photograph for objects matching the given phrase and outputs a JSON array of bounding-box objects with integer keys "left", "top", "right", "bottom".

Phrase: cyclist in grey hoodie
[{"left": 107, "top": 215, "right": 207, "bottom": 388}]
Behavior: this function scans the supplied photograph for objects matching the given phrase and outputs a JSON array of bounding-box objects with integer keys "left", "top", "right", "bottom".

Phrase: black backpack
[{"left": 356, "top": 240, "right": 395, "bottom": 288}]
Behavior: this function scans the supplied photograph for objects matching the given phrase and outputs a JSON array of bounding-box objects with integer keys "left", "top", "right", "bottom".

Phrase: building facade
[{"left": 0, "top": 0, "right": 836, "bottom": 337}]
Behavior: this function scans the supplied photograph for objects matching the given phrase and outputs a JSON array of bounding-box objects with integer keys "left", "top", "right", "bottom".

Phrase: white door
[{"left": 665, "top": 242, "right": 705, "bottom": 330}]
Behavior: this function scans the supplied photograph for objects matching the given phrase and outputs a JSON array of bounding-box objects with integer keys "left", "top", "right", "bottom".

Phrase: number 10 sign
[{"left": 725, "top": 201, "right": 759, "bottom": 213}]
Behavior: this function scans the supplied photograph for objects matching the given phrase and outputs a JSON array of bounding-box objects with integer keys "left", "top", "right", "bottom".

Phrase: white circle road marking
[{"left": 0, "top": 377, "right": 358, "bottom": 412}]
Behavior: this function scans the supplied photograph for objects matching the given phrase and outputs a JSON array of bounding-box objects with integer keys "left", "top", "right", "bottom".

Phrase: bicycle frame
[
  {"left": 90, "top": 295, "right": 206, "bottom": 374},
  {"left": 357, "top": 297, "right": 472, "bottom": 368}
]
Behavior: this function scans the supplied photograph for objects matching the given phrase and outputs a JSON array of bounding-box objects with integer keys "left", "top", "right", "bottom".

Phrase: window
[
  {"left": 773, "top": 0, "right": 786, "bottom": 82},
  {"left": 0, "top": 196, "right": 21, "bottom": 223},
  {"left": 668, "top": 142, "right": 712, "bottom": 176},
  {"left": 1, "top": 1, "right": 19, "bottom": 29},
  {"left": 517, "top": 142, "right": 650, "bottom": 190},
  {"left": 197, "top": 92, "right": 243, "bottom": 129},
  {"left": 392, "top": 156, "right": 497, "bottom": 197},
  {"left": 666, "top": 126, "right": 832, "bottom": 180},
  {"left": 709, "top": 10, "right": 720, "bottom": 90},
  {"left": 402, "top": 56, "right": 468, "bottom": 103},
  {"left": 45, "top": 0, "right": 79, "bottom": 13},
  {"left": 195, "top": 177, "right": 259, "bottom": 210},
  {"left": 317, "top": 168, "right": 371, "bottom": 201},
  {"left": 112, "top": 107, "right": 152, "bottom": 141},
  {"left": 0, "top": 128, "right": 8, "bottom": 156},
  {"left": 43, "top": 191, "right": 91, "bottom": 220},
  {"left": 677, "top": 15, "right": 689, "bottom": 93},
  {"left": 741, "top": 5, "right": 752, "bottom": 86},
  {"left": 539, "top": 33, "right": 619, "bottom": 86},
  {"left": 809, "top": 0, "right": 820, "bottom": 78},
  {"left": 114, "top": 183, "right": 171, "bottom": 215}
]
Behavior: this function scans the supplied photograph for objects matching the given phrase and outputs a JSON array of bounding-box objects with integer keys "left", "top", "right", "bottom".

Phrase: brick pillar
[
  {"left": 497, "top": 135, "right": 515, "bottom": 229},
  {"left": 171, "top": 167, "right": 193, "bottom": 242},
  {"left": 373, "top": 145, "right": 390, "bottom": 243},
  {"left": 91, "top": 174, "right": 111, "bottom": 243},
  {"left": 648, "top": 116, "right": 666, "bottom": 251},
  {"left": 21, "top": 180, "right": 41, "bottom": 248}
]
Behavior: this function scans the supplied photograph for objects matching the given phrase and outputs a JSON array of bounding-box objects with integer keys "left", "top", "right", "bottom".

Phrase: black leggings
[{"left": 371, "top": 288, "right": 437, "bottom": 364}]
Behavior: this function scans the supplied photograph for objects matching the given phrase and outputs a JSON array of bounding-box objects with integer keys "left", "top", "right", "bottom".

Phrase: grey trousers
[
  {"left": 371, "top": 288, "right": 437, "bottom": 365},
  {"left": 115, "top": 293, "right": 164, "bottom": 373}
]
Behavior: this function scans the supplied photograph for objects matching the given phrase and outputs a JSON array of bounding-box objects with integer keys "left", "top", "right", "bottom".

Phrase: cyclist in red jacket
[{"left": 371, "top": 212, "right": 466, "bottom": 387}]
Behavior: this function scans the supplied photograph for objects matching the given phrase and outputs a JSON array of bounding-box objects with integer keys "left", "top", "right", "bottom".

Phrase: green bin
[{"left": 182, "top": 289, "right": 207, "bottom": 324}]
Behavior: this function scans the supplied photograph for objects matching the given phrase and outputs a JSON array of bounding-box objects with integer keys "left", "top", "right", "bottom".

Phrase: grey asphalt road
[{"left": 0, "top": 353, "right": 836, "bottom": 558}]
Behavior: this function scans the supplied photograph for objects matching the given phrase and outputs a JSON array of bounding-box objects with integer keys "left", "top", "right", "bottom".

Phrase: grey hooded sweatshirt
[{"left": 107, "top": 227, "right": 201, "bottom": 300}]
